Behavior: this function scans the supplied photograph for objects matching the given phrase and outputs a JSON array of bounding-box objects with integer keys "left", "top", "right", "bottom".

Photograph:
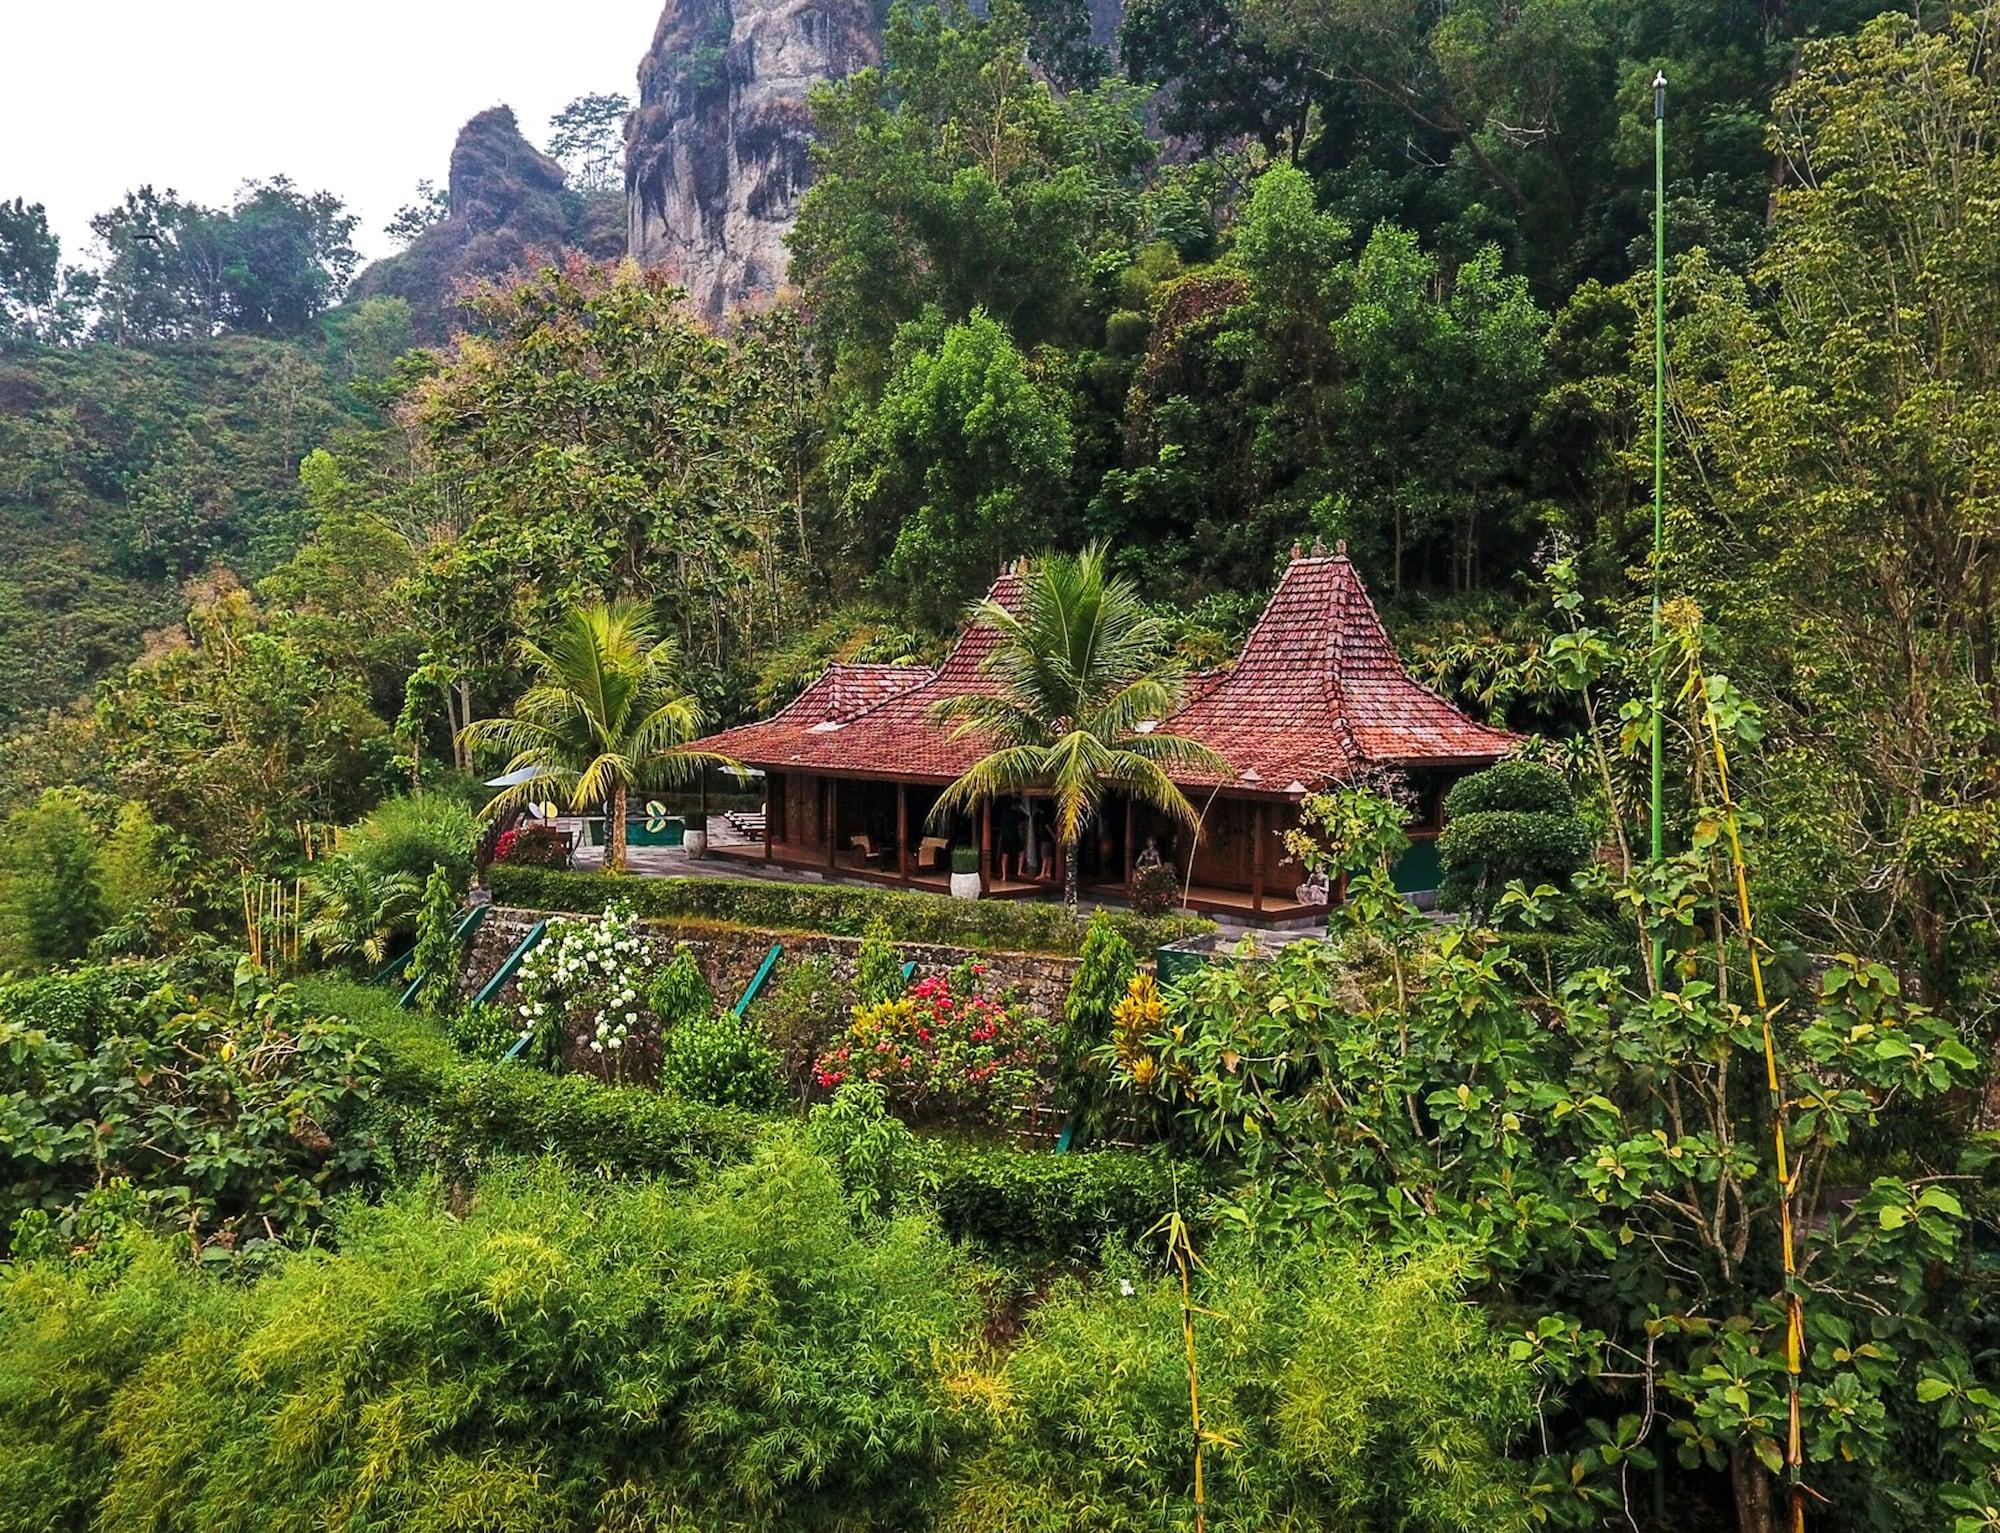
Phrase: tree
[
  {"left": 460, "top": 600, "right": 734, "bottom": 873},
  {"left": 1658, "top": 7, "right": 2000, "bottom": 1012},
  {"left": 790, "top": 0, "right": 1153, "bottom": 382},
  {"left": 0, "top": 790, "right": 109, "bottom": 967},
  {"left": 852, "top": 312, "right": 1076, "bottom": 625},
  {"left": 384, "top": 179, "right": 448, "bottom": 247},
  {"left": 0, "top": 198, "right": 90, "bottom": 347},
  {"left": 930, "top": 546, "right": 1227, "bottom": 909},
  {"left": 547, "top": 93, "right": 632, "bottom": 193}
]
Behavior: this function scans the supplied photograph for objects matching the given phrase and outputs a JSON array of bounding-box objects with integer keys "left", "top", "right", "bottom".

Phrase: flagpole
[{"left": 1650, "top": 71, "right": 1667, "bottom": 977}]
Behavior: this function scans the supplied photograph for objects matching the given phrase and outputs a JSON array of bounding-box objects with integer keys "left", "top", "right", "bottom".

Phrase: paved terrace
[{"left": 564, "top": 816, "right": 1327, "bottom": 938}]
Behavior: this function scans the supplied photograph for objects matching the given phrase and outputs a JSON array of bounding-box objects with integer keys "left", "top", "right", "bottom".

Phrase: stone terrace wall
[{"left": 459, "top": 906, "right": 1098, "bottom": 1016}]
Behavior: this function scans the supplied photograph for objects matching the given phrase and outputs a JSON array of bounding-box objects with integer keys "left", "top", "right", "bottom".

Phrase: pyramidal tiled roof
[
  {"left": 1160, "top": 552, "right": 1519, "bottom": 790},
  {"left": 691, "top": 558, "right": 1516, "bottom": 792}
]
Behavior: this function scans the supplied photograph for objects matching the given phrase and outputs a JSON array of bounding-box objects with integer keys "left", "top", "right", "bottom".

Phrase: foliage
[
  {"left": 932, "top": 546, "right": 1228, "bottom": 908},
  {"left": 942, "top": 1240, "right": 1539, "bottom": 1532},
  {"left": 814, "top": 964, "right": 1053, "bottom": 1122},
  {"left": 1437, "top": 760, "right": 1595, "bottom": 914},
  {"left": 547, "top": 91, "right": 632, "bottom": 194},
  {"left": 406, "top": 865, "right": 461, "bottom": 1017},
  {"left": 514, "top": 905, "right": 656, "bottom": 1083},
  {"left": 442, "top": 1000, "right": 517, "bottom": 1062},
  {"left": 486, "top": 865, "right": 1210, "bottom": 955},
  {"left": 791, "top": 0, "right": 1153, "bottom": 382},
  {"left": 0, "top": 788, "right": 111, "bottom": 967},
  {"left": 1126, "top": 857, "right": 1180, "bottom": 916},
  {"left": 922, "top": 1140, "right": 1199, "bottom": 1267},
  {"left": 305, "top": 977, "right": 760, "bottom": 1184},
  {"left": 462, "top": 598, "right": 728, "bottom": 872},
  {"left": 855, "top": 916, "right": 905, "bottom": 1006},
  {"left": 750, "top": 955, "right": 852, "bottom": 1093},
  {"left": 647, "top": 941, "right": 716, "bottom": 1030},
  {"left": 1059, "top": 912, "right": 1137, "bottom": 1133},
  {"left": 855, "top": 311, "right": 1076, "bottom": 624},
  {"left": 1115, "top": 780, "right": 1997, "bottom": 1529},
  {"left": 492, "top": 821, "right": 572, "bottom": 868},
  {"left": 0, "top": 1149, "right": 980, "bottom": 1532},
  {"left": 805, "top": 1082, "right": 933, "bottom": 1219},
  {"left": 661, "top": 1007, "right": 786, "bottom": 1111},
  {"left": 340, "top": 791, "right": 478, "bottom": 894},
  {"left": 0, "top": 960, "right": 379, "bottom": 1259},
  {"left": 299, "top": 851, "right": 418, "bottom": 969}
]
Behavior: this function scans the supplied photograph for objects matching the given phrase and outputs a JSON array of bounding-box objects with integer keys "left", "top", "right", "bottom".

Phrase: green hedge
[
  {"left": 925, "top": 1142, "right": 1209, "bottom": 1265},
  {"left": 301, "top": 977, "right": 1202, "bottom": 1268},
  {"left": 487, "top": 866, "right": 1212, "bottom": 955},
  {"left": 299, "top": 978, "right": 763, "bottom": 1182}
]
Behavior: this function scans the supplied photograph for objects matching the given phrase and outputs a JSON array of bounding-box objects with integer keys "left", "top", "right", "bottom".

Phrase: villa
[{"left": 688, "top": 545, "right": 1519, "bottom": 919}]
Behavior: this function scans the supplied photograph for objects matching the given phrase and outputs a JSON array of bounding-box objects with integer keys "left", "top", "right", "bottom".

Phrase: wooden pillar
[
  {"left": 763, "top": 773, "right": 777, "bottom": 862},
  {"left": 826, "top": 778, "right": 839, "bottom": 869},
  {"left": 1122, "top": 797, "right": 1136, "bottom": 888},
  {"left": 1252, "top": 800, "right": 1267, "bottom": 914},
  {"left": 897, "top": 782, "right": 911, "bottom": 884},
  {"left": 979, "top": 799, "right": 993, "bottom": 894}
]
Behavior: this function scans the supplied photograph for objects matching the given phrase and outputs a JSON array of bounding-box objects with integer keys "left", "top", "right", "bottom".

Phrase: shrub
[
  {"left": 406, "top": 865, "right": 461, "bottom": 1016},
  {"left": 492, "top": 821, "right": 572, "bottom": 869},
  {"left": 939, "top": 1241, "right": 1538, "bottom": 1532},
  {"left": 299, "top": 851, "right": 419, "bottom": 970},
  {"left": 749, "top": 955, "right": 852, "bottom": 1092},
  {"left": 516, "top": 905, "right": 658, "bottom": 1085},
  {"left": 646, "top": 942, "right": 715, "bottom": 1030},
  {"left": 1437, "top": 761, "right": 1593, "bottom": 913},
  {"left": 302, "top": 977, "right": 761, "bottom": 1183},
  {"left": 0, "top": 966, "right": 144, "bottom": 1050},
  {"left": 1059, "top": 913, "right": 1137, "bottom": 1136},
  {"left": 1, "top": 1149, "right": 980, "bottom": 1532},
  {"left": 342, "top": 793, "right": 478, "bottom": 894},
  {"left": 806, "top": 1082, "right": 933, "bottom": 1218},
  {"left": 1127, "top": 857, "right": 1181, "bottom": 916},
  {"left": 661, "top": 1008, "right": 785, "bottom": 1110},
  {"left": 0, "top": 788, "right": 110, "bottom": 968},
  {"left": 854, "top": 916, "right": 904, "bottom": 1005},
  {"left": 443, "top": 999, "right": 517, "bottom": 1061},
  {"left": 0, "top": 960, "right": 381, "bottom": 1257},
  {"left": 488, "top": 866, "right": 1209, "bottom": 955},
  {"left": 922, "top": 1143, "right": 1202, "bottom": 1266},
  {"left": 814, "top": 964, "right": 1053, "bottom": 1122}
]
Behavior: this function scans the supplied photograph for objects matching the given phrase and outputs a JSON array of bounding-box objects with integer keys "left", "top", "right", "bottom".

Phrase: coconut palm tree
[
  {"left": 460, "top": 600, "right": 736, "bottom": 873},
  {"left": 930, "top": 547, "right": 1228, "bottom": 911}
]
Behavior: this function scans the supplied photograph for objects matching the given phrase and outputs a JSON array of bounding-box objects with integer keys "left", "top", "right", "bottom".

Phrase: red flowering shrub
[
  {"left": 813, "top": 963, "right": 1052, "bottom": 1121},
  {"left": 494, "top": 823, "right": 571, "bottom": 869}
]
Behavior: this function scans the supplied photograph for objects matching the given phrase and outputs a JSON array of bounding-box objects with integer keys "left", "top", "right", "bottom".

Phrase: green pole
[{"left": 1651, "top": 71, "right": 1667, "bottom": 981}]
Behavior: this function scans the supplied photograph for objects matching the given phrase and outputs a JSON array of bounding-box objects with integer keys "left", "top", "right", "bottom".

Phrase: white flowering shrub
[{"left": 515, "top": 904, "right": 658, "bottom": 1084}]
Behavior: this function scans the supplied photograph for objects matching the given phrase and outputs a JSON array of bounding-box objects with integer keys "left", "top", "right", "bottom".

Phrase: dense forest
[{"left": 2, "top": 2, "right": 1999, "bottom": 1530}]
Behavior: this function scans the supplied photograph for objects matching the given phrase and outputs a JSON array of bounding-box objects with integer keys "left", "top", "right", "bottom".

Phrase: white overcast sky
[{"left": 2, "top": 0, "right": 663, "bottom": 269}]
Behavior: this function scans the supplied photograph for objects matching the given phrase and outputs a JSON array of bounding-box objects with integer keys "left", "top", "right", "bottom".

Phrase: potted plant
[
  {"left": 684, "top": 817, "right": 709, "bottom": 859},
  {"left": 949, "top": 844, "right": 982, "bottom": 900}
]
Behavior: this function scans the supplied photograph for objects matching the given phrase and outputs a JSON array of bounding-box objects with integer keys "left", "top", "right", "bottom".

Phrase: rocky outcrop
[
  {"left": 353, "top": 106, "right": 625, "bottom": 342},
  {"left": 625, "top": 0, "right": 879, "bottom": 320}
]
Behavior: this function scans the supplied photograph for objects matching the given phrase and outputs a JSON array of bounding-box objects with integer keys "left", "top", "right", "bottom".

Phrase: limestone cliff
[
  {"left": 625, "top": 0, "right": 879, "bottom": 320},
  {"left": 353, "top": 106, "right": 625, "bottom": 341}
]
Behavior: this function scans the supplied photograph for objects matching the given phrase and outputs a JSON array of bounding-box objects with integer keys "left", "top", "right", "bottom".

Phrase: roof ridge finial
[
  {"left": 1310, "top": 536, "right": 1326, "bottom": 557},
  {"left": 1336, "top": 539, "right": 1348, "bottom": 557},
  {"left": 1290, "top": 541, "right": 1303, "bottom": 560}
]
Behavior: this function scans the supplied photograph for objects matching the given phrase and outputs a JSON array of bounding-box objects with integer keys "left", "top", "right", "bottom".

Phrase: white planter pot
[
  {"left": 949, "top": 871, "right": 982, "bottom": 900},
  {"left": 684, "top": 827, "right": 709, "bottom": 860}
]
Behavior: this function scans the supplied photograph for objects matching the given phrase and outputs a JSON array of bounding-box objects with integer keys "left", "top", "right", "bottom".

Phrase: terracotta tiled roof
[
  {"left": 698, "top": 573, "right": 1026, "bottom": 782},
  {"left": 690, "top": 557, "right": 1517, "bottom": 793},
  {"left": 1161, "top": 553, "right": 1519, "bottom": 790}
]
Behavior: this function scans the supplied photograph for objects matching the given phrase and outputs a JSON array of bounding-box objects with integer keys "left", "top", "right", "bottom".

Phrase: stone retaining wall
[{"left": 458, "top": 906, "right": 1098, "bottom": 1017}]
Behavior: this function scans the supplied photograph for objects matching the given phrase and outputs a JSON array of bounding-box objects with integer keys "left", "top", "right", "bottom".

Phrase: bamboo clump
[{"left": 241, "top": 872, "right": 303, "bottom": 970}]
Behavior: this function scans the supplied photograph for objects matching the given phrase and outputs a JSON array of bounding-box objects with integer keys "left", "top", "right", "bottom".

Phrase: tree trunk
[
  {"left": 1064, "top": 836, "right": 1080, "bottom": 914},
  {"left": 1730, "top": 1447, "right": 1779, "bottom": 1533},
  {"left": 608, "top": 782, "right": 628, "bottom": 874}
]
